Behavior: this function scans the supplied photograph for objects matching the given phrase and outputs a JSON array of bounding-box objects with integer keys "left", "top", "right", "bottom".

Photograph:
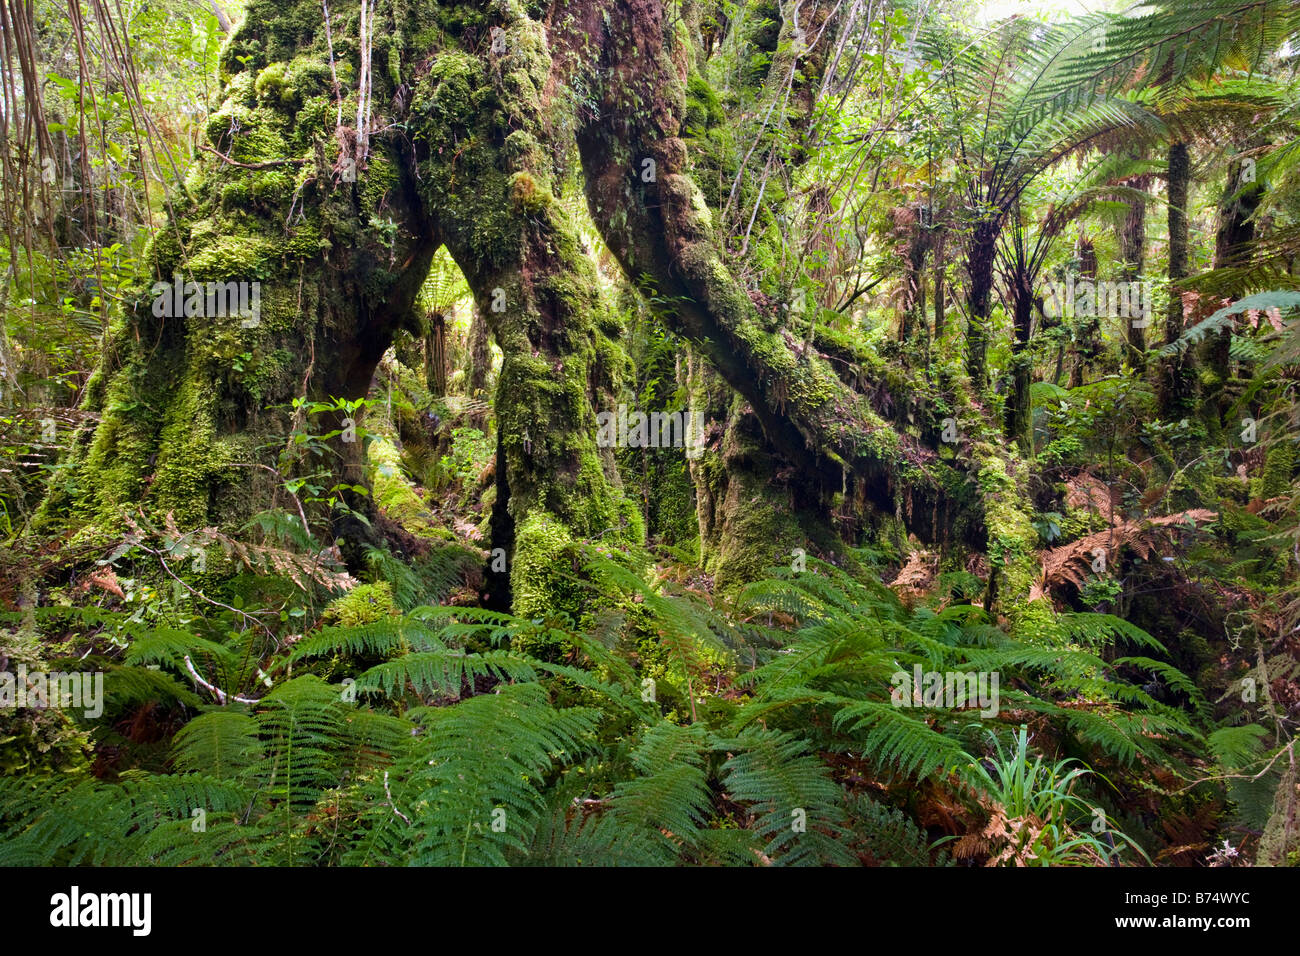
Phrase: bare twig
[
  {"left": 184, "top": 654, "right": 260, "bottom": 705},
  {"left": 143, "top": 541, "right": 279, "bottom": 641},
  {"left": 207, "top": 0, "right": 232, "bottom": 33},
  {"left": 321, "top": 0, "right": 343, "bottom": 130},
  {"left": 199, "top": 143, "right": 307, "bottom": 169},
  {"left": 224, "top": 461, "right": 311, "bottom": 532},
  {"left": 384, "top": 771, "right": 412, "bottom": 825}
]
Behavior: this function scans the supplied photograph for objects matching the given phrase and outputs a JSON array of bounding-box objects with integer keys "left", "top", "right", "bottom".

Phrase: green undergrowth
[{"left": 0, "top": 546, "right": 1229, "bottom": 866}]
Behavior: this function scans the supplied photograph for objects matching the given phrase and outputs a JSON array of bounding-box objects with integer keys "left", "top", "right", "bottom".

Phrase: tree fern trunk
[
  {"left": 1118, "top": 174, "right": 1149, "bottom": 368},
  {"left": 465, "top": 305, "right": 490, "bottom": 432},
  {"left": 1203, "top": 153, "right": 1264, "bottom": 422},
  {"left": 1005, "top": 269, "right": 1034, "bottom": 453},
  {"left": 965, "top": 221, "right": 997, "bottom": 390},
  {"left": 425, "top": 312, "right": 447, "bottom": 398},
  {"left": 1160, "top": 141, "right": 1195, "bottom": 418}
]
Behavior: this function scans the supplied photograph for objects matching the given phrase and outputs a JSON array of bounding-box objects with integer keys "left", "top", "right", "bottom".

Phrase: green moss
[
  {"left": 150, "top": 385, "right": 228, "bottom": 526},
  {"left": 685, "top": 73, "right": 725, "bottom": 131},
  {"left": 253, "top": 62, "right": 293, "bottom": 106},
  {"left": 0, "top": 625, "right": 92, "bottom": 774},
  {"left": 1251, "top": 441, "right": 1295, "bottom": 500},
  {"left": 511, "top": 511, "right": 582, "bottom": 619},
  {"left": 186, "top": 235, "right": 279, "bottom": 280},
  {"left": 509, "top": 171, "right": 549, "bottom": 214},
  {"left": 359, "top": 153, "right": 401, "bottom": 212},
  {"left": 368, "top": 435, "right": 441, "bottom": 538},
  {"left": 283, "top": 214, "right": 328, "bottom": 259},
  {"left": 503, "top": 130, "right": 541, "bottom": 166},
  {"left": 295, "top": 96, "right": 332, "bottom": 138},
  {"left": 323, "top": 581, "right": 400, "bottom": 627},
  {"left": 250, "top": 169, "right": 295, "bottom": 204}
]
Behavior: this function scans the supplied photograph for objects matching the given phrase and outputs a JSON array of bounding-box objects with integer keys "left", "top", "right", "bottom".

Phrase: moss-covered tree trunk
[
  {"left": 932, "top": 226, "right": 947, "bottom": 343},
  {"left": 961, "top": 214, "right": 998, "bottom": 392},
  {"left": 964, "top": 219, "right": 998, "bottom": 391},
  {"left": 41, "top": 0, "right": 639, "bottom": 618},
  {"left": 40, "top": 0, "right": 439, "bottom": 556},
  {"left": 414, "top": 12, "right": 639, "bottom": 615},
  {"left": 1068, "top": 236, "right": 1100, "bottom": 390},
  {"left": 899, "top": 208, "right": 930, "bottom": 352},
  {"left": 40, "top": 0, "right": 1042, "bottom": 619},
  {"left": 566, "top": 0, "right": 979, "bottom": 550},
  {"left": 464, "top": 306, "right": 491, "bottom": 431},
  {"left": 686, "top": 352, "right": 839, "bottom": 592}
]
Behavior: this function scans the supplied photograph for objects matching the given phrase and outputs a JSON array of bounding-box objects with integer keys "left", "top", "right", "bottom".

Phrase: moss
[
  {"left": 186, "top": 235, "right": 279, "bottom": 280},
  {"left": 0, "top": 625, "right": 92, "bottom": 775},
  {"left": 295, "top": 96, "right": 332, "bottom": 138},
  {"left": 250, "top": 169, "right": 295, "bottom": 204},
  {"left": 509, "top": 170, "right": 549, "bottom": 214},
  {"left": 283, "top": 55, "right": 333, "bottom": 100},
  {"left": 368, "top": 435, "right": 441, "bottom": 538},
  {"left": 511, "top": 510, "right": 582, "bottom": 619},
  {"left": 413, "top": 51, "right": 483, "bottom": 128},
  {"left": 323, "top": 581, "right": 400, "bottom": 627},
  {"left": 359, "top": 152, "right": 401, "bottom": 212},
  {"left": 967, "top": 444, "right": 1042, "bottom": 628},
  {"left": 1251, "top": 441, "right": 1295, "bottom": 500},
  {"left": 150, "top": 383, "right": 229, "bottom": 526},
  {"left": 253, "top": 62, "right": 294, "bottom": 106},
  {"left": 503, "top": 130, "right": 542, "bottom": 167},
  {"left": 685, "top": 73, "right": 725, "bottom": 131},
  {"left": 220, "top": 180, "right": 252, "bottom": 209},
  {"left": 283, "top": 214, "right": 328, "bottom": 259}
]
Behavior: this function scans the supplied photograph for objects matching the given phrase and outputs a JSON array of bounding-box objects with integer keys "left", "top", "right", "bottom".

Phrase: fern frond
[{"left": 717, "top": 726, "right": 856, "bottom": 865}]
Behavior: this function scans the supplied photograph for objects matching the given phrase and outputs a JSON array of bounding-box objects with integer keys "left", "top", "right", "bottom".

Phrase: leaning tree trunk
[
  {"left": 676, "top": 0, "right": 850, "bottom": 588},
  {"left": 565, "top": 0, "right": 979, "bottom": 550},
  {"left": 564, "top": 0, "right": 1045, "bottom": 615}
]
